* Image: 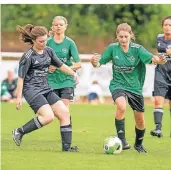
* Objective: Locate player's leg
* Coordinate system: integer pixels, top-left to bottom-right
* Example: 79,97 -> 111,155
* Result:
151,81 -> 167,137
12,94 -> 54,146
54,88 -> 73,124
112,89 -> 131,150
47,91 -> 78,152
168,87 -> 171,137
134,111 -> 147,153
127,92 -> 146,153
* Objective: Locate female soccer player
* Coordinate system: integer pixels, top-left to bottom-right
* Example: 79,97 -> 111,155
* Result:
12,24 -> 79,152
47,16 -> 81,108
90,23 -> 167,153
151,16 -> 171,138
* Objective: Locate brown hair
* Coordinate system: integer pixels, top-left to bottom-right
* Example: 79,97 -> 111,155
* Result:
115,23 -> 135,42
162,16 -> 171,27
49,16 -> 68,36
16,24 -> 48,45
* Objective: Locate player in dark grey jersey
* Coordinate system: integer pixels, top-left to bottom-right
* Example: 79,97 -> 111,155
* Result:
12,24 -> 79,152
151,16 -> 171,137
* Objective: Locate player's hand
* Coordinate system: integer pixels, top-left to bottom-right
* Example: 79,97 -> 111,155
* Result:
90,53 -> 100,67
49,65 -> 56,73
157,55 -> 167,64
16,98 -> 22,110
73,73 -> 79,85
166,48 -> 171,56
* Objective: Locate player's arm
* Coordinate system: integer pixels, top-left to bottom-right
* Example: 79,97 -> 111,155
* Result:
50,49 -> 79,84
151,55 -> 167,65
91,45 -> 113,68
139,46 -> 167,65
70,62 -> 81,71
16,55 -> 32,110
70,41 -> 81,71
16,77 -> 23,110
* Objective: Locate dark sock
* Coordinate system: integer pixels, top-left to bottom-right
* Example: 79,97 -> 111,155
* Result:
18,117 -> 43,135
115,118 -> 125,141
135,127 -> 145,146
70,116 -> 72,126
154,108 -> 163,130
60,124 -> 72,150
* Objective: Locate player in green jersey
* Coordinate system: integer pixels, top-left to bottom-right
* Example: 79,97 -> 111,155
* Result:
1,69 -> 17,102
47,16 -> 81,148
47,16 -> 81,106
91,23 -> 166,153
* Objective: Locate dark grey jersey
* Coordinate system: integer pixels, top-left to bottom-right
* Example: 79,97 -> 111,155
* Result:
155,34 -> 171,85
18,47 -> 63,103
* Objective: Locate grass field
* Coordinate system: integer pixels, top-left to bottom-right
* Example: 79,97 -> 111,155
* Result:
1,103 -> 171,170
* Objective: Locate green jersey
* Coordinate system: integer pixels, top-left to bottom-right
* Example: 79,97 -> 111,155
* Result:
1,78 -> 17,97
47,36 -> 80,89
99,42 -> 153,95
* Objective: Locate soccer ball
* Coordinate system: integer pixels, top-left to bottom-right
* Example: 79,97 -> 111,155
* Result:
103,136 -> 122,154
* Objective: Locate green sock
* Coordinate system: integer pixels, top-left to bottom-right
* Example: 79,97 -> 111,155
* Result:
135,127 -> 145,146
115,118 -> 125,141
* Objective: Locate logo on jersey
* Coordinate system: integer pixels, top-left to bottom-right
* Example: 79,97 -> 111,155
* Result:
47,57 -> 51,62
34,60 -> 39,64
113,56 -> 119,59
62,48 -> 68,53
129,56 -> 135,62
158,42 -> 160,47
167,44 -> 171,49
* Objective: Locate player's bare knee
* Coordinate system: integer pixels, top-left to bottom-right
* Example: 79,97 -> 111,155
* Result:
45,113 -> 55,124
154,97 -> 164,108
117,106 -> 126,114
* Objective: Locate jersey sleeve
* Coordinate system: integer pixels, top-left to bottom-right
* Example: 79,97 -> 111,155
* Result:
138,46 -> 153,64
48,48 -> 63,68
18,54 -> 32,79
70,41 -> 80,62
99,45 -> 113,65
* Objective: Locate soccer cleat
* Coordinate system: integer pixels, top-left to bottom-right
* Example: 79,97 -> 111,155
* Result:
150,129 -> 163,138
121,140 -> 131,150
62,146 -> 78,152
12,128 -> 23,146
134,145 -> 147,153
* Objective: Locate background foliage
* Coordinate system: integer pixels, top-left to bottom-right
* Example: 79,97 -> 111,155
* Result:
1,4 -> 171,52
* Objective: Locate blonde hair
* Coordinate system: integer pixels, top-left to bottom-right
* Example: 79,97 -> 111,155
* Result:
115,23 -> 135,41
49,16 -> 68,36
16,24 -> 48,45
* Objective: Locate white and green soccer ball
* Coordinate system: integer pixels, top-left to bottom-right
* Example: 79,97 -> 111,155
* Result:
103,136 -> 122,154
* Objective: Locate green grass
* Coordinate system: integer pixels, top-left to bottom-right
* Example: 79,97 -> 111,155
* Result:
1,103 -> 171,170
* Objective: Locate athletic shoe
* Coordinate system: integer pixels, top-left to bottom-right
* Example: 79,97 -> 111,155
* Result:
12,128 -> 23,146
62,146 -> 78,152
150,129 -> 163,138
134,144 -> 147,153
121,140 -> 131,150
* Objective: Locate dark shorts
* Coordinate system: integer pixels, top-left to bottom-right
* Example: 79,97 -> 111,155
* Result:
29,91 -> 61,113
153,81 -> 171,100
88,93 -> 99,101
112,89 -> 144,112
53,87 -> 74,101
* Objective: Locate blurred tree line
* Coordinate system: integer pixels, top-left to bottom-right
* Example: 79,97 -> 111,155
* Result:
1,4 -> 171,53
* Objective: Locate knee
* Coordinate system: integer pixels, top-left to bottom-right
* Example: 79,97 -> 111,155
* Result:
154,98 -> 163,108
117,105 -> 126,114
60,107 -> 70,121
45,113 -> 55,124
